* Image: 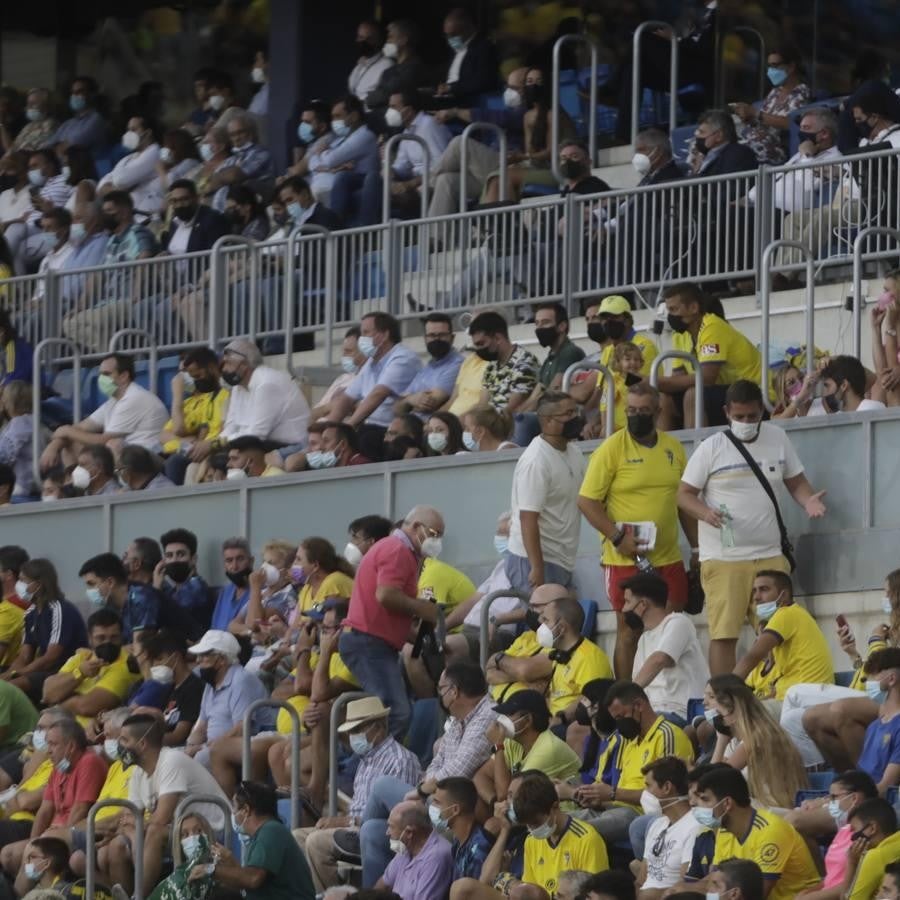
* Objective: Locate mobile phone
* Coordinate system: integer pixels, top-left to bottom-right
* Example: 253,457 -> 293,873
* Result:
835,614 -> 848,629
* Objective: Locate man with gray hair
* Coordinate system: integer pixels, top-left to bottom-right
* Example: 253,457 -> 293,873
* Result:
691,110 -> 757,177
218,338 -> 310,447
340,504 -> 444,737
206,111 -> 274,209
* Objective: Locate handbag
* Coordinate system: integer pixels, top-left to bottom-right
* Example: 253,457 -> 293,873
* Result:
723,430 -> 796,572
411,605 -> 447,686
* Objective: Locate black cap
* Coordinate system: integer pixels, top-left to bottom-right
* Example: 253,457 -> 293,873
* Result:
493,689 -> 549,719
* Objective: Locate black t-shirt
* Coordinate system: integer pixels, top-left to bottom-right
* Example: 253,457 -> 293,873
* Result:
163,672 -> 204,732
562,175 -> 611,196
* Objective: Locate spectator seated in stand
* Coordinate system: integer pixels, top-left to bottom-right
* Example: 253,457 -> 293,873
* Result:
844,799 -> 900,900
117,445 -> 175,492
468,311 -> 539,414
155,528 -> 211,629
226,435 -> 285,480
363,19 -> 429,120
96,114 -> 162,215
0,380 -> 38,498
308,328 -> 366,424
348,21 -> 395,105
431,8 -> 499,110
50,76 -> 108,156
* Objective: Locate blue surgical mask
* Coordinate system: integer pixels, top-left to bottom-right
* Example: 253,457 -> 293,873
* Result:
24,863 -> 42,881
883,596 -> 893,616
26,108 -> 44,123
86,586 -> 104,606
494,535 -> 509,556
828,797 -> 849,826
703,707 -> 717,723
308,450 -> 337,469
527,817 -> 554,841
866,679 -> 887,704
349,732 -> 371,756
298,121 -> 315,144
692,804 -> 722,829
331,119 -> 350,138
358,335 -> 376,358
462,431 -> 478,451
341,356 -> 358,375
428,803 -> 450,831
767,66 -> 788,86
448,36 -> 466,52
181,833 -> 208,859
55,757 -> 71,774
32,729 -> 47,752
756,601 -> 778,622
70,95 -> 87,112
506,806 -> 517,824
287,201 -> 308,222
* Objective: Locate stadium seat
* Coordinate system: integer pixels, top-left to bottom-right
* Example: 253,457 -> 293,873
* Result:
834,670 -> 855,687
671,123 -> 696,162
686,697 -> 705,723
807,771 -> 836,791
795,788 -> 828,806
579,599 -> 598,638
155,355 -> 182,411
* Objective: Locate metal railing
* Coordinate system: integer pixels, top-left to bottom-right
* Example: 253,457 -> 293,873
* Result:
382,133 -> 432,223
242,699 -> 301,829
759,240 -> 816,412
852,227 -> 900,359
552,34 -> 598,175
328,691 -> 370,817
109,329 -> 158,394
478,589 -> 530,670
649,351 -> 704,425
460,122 -> 508,209
631,22 -> 679,146
86,799 -> 145,900
562,360 -> 617,437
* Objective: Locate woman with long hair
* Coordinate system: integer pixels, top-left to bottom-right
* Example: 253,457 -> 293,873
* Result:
709,674 -> 807,809
461,404 -> 517,451
293,536 -> 355,617
148,811 -> 217,900
424,411 -> 465,456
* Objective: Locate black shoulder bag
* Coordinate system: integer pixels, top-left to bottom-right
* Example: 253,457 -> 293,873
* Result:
723,430 -> 796,572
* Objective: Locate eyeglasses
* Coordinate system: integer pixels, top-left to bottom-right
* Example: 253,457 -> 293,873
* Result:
651,825 -> 669,857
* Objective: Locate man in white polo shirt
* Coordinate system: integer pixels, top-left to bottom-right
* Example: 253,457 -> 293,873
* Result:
39,352 -> 168,472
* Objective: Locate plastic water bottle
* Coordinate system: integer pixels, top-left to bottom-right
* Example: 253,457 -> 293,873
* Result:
719,504 -> 735,549
635,555 -> 657,575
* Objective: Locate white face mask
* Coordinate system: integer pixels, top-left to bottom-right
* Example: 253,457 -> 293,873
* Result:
420,536 -> 443,559
385,107 -> 404,129
389,837 -> 407,855
536,622 -> 556,649
104,738 -> 119,760
632,152 -> 652,175
640,789 -> 662,816
427,432 -> 448,453
729,419 -> 760,442
382,42 -> 399,59
261,562 -> 281,586
159,147 -> 173,165
208,94 -> 226,111
122,130 -> 141,151
71,465 -> 92,490
503,87 -> 522,109
344,542 -> 363,566
251,66 -> 266,84
226,467 -> 248,481
151,664 -> 174,684
462,431 -> 478,451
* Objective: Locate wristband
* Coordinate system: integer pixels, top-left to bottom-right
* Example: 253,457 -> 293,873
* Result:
610,787 -> 617,801
610,528 -> 626,548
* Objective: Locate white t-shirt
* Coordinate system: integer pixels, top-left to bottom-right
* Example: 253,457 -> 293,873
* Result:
634,613 -> 709,718
87,381 -> 169,451
806,397 -> 885,416
643,809 -> 703,890
507,437 -> 587,571
128,747 -> 229,831
463,558 -> 518,629
681,424 -> 804,561
221,365 -> 310,444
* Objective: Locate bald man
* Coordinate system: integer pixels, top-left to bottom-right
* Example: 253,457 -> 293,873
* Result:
428,67 -> 527,217
340,505 -> 444,738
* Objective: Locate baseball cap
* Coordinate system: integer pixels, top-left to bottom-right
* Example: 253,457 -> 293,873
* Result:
222,337 -> 257,360
188,629 -> 241,661
493,689 -> 549,719
598,295 -> 631,316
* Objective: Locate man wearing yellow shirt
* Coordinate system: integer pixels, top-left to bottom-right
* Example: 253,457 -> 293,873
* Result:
226,435 -> 285,478
692,766 -> 819,900
733,571 -> 834,716
578,382 -> 696,678
538,596 -> 613,727
655,282 -> 762,429
445,351 -> 489,418
846,798 -> 900,900
40,609 -> 141,728
158,346 -> 229,486
576,681 -> 693,843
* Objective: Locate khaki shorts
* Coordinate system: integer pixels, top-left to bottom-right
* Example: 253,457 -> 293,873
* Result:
701,554 -> 790,639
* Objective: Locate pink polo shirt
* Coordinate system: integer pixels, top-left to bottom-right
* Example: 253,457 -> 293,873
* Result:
823,824 -> 853,888
344,532 -> 420,650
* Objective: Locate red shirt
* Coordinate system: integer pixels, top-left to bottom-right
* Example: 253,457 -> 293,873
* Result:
344,532 -> 420,650
46,749 -> 108,826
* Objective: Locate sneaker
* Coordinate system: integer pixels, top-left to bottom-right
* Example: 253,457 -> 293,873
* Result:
332,828 -> 361,862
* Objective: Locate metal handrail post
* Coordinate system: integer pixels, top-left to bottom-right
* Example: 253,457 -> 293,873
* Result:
283,225 -> 330,379
631,22 -> 679,146
459,122 -> 508,211
87,800 -> 144,900
853,227 -> 900,360
242,699 -> 301,829
552,35 -> 598,178
208,235 -> 255,349
381,133 -> 431,223
649,351 -> 703,426
479,590 -> 530,670
174,793 -> 234,845
108,328 -> 159,395
562,360 -> 617,437
32,338 -> 81,487
759,239 -> 816,411
328,690 -> 370,816
731,27 -> 768,102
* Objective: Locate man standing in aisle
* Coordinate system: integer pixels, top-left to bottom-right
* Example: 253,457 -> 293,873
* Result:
579,382 -> 695,677
506,391 -> 587,592
677,380 -> 827,675
339,505 -> 443,738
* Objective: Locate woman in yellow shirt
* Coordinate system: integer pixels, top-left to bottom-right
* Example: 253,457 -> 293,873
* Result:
292,538 -> 355,618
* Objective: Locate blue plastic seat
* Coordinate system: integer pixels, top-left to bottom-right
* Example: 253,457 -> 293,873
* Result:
686,697 -> 705,723
578,599 -> 598,638
807,770 -> 836,792
795,788 -> 828,807
834,670 -> 855,687
406,698 -> 438,770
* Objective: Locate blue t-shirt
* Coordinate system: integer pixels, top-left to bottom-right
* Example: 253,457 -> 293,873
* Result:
858,711 -> 900,783
23,598 -> 88,663
166,576 -> 209,613
453,825 -> 495,879
210,583 -> 250,631
118,583 -> 161,643
686,829 -> 716,881
128,679 -> 169,709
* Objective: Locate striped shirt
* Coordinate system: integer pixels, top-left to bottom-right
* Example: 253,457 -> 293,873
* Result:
350,735 -> 421,822
427,694 -> 497,781
23,598 -> 88,664
28,174 -> 73,224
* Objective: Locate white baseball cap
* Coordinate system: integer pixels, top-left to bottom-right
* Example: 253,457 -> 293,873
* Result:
188,630 -> 241,662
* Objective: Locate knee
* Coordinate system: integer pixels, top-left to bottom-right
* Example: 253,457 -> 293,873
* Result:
359,818 -> 385,849
451,877 -> 481,900
70,850 -> 86,876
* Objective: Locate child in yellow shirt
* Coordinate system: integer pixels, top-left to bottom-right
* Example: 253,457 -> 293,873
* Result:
600,342 -> 644,435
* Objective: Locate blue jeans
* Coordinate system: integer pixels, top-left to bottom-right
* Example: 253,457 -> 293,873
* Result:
338,629 -> 411,739
331,171 -> 367,225
504,552 -> 573,593
360,775 -> 414,887
629,812 -> 658,859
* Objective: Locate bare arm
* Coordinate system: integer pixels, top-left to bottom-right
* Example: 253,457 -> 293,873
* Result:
633,651 -> 675,688
657,362 -> 722,393
519,511 -> 544,581
375,585 -> 437,624
733,632 -> 780,680
676,482 -> 724,527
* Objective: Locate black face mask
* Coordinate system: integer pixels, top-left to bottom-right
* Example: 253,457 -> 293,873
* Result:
624,372 -> 642,387
118,744 -> 138,770
221,370 -> 242,386
475,347 -> 499,362
797,130 -> 818,145
823,391 -> 842,413
615,715 -> 641,740
856,118 -> 872,138
603,320 -> 626,340
126,654 -> 141,674
587,322 -> 606,344
523,84 -> 544,107
627,413 -> 655,439
694,136 -> 709,156
356,39 -> 378,57
667,313 -> 688,333
426,339 -> 451,360
165,561 -> 192,583
560,159 -> 585,180
194,376 -> 219,393
712,714 -> 732,737
226,567 -> 252,587
561,415 -> 585,440
199,665 -> 219,686
524,609 -> 541,631
535,326 -> 558,348
102,213 -> 119,232
174,205 -> 198,222
623,610 -> 644,631
94,642 -> 120,664
574,703 -> 593,726
593,708 -> 615,734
